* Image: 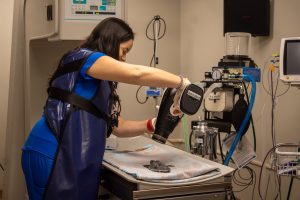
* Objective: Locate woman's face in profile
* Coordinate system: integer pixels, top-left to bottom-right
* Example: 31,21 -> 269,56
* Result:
119,39 -> 133,62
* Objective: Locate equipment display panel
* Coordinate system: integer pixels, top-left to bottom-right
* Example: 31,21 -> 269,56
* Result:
65,0 -> 122,20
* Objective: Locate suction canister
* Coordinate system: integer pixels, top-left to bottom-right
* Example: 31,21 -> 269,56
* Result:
190,121 -> 218,160
191,121 -> 208,156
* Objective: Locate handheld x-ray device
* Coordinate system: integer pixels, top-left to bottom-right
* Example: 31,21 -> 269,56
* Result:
152,84 -> 204,144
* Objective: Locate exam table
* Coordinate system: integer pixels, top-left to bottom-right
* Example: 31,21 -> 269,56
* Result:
100,136 -> 234,200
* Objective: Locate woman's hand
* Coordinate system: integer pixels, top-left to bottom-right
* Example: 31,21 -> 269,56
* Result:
170,78 -> 191,116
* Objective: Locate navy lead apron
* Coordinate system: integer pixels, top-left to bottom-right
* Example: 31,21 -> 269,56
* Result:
43,49 -> 112,200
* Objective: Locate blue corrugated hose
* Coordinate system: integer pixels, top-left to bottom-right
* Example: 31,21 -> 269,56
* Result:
224,74 -> 256,165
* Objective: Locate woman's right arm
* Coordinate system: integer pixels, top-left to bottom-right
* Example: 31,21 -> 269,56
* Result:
86,55 -> 183,88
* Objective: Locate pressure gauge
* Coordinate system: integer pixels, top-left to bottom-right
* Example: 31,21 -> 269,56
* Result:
212,69 -> 222,80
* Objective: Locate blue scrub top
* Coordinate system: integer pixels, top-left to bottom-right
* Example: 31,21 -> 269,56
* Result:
22,51 -> 106,159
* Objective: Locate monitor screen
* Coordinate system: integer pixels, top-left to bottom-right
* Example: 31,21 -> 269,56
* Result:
280,37 -> 300,83
284,41 -> 300,75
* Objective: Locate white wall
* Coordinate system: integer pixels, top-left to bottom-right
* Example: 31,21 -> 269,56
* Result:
2,1 -> 28,199
0,0 -> 14,194
180,0 -> 300,199
119,0 -> 182,139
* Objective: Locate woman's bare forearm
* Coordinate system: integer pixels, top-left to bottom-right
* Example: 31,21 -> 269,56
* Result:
112,117 -> 151,137
86,56 -> 182,88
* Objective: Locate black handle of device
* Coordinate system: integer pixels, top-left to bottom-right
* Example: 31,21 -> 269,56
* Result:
152,88 -> 182,144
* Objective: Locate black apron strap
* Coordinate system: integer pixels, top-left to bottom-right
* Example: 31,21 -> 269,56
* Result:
48,59 -> 84,87
48,87 -> 111,124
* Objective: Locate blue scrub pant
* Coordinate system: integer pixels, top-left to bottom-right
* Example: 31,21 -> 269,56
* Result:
21,150 -> 54,200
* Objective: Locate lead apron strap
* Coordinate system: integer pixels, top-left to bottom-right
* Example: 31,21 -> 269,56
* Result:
47,87 -> 111,124
44,87 -> 109,200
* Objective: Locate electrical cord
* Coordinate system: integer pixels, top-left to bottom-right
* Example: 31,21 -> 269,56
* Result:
232,166 -> 256,197
258,145 -> 277,200
262,56 -> 275,96
287,177 -> 294,200
145,15 -> 166,41
135,15 -> 167,104
251,168 -> 257,200
135,86 -> 148,104
270,65 -> 282,200
264,174 -> 271,200
262,55 -> 290,97
218,132 -> 225,163
232,193 -> 237,200
270,69 -> 276,147
212,136 -> 217,160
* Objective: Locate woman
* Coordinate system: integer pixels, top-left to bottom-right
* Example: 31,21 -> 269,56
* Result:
21,17 -> 189,200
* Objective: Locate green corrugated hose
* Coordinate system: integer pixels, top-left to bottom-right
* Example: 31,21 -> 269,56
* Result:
182,115 -> 190,151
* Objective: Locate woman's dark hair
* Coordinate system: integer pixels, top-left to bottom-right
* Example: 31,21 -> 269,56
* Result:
79,17 -> 134,119
80,17 -> 134,59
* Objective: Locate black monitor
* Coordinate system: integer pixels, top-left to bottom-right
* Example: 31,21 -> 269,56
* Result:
224,0 -> 270,36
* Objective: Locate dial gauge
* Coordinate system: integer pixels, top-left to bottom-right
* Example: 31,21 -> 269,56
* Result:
212,70 -> 222,80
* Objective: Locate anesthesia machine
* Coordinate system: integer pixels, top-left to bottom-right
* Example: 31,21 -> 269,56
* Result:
154,32 -> 260,168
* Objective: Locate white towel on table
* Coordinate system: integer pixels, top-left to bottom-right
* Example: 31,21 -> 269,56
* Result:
103,144 -> 220,182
